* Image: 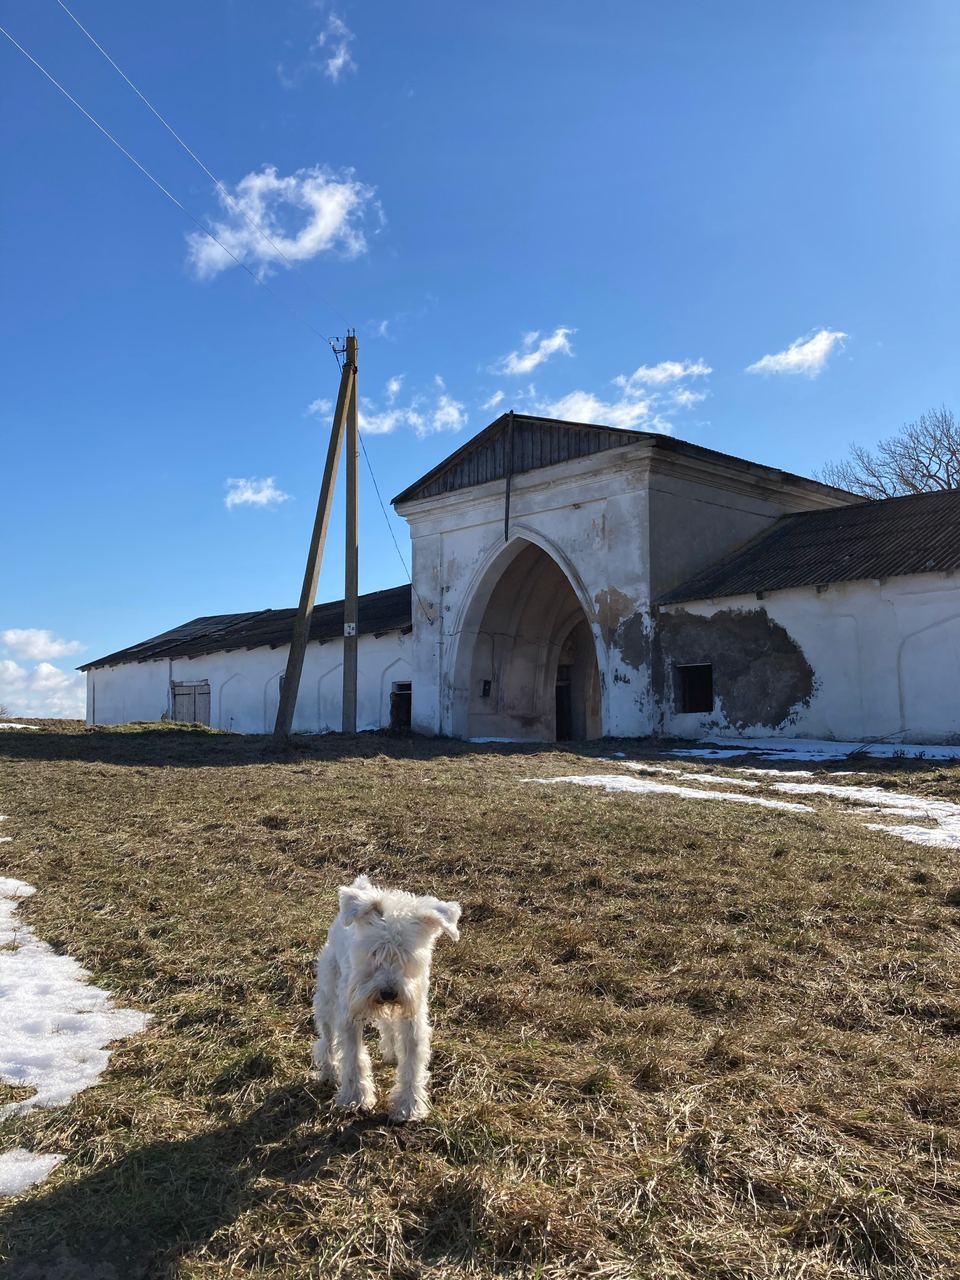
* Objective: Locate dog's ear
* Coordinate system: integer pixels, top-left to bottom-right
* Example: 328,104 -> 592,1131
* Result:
420,898 -> 461,942
339,879 -> 381,925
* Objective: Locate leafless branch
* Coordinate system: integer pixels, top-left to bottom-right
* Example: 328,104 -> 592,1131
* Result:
818,406 -> 960,499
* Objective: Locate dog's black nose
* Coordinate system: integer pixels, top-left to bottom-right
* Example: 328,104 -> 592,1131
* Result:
378,987 -> 398,1004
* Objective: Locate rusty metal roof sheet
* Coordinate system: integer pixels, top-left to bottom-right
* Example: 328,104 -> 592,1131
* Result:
80,585 -> 412,670
659,488 -> 960,604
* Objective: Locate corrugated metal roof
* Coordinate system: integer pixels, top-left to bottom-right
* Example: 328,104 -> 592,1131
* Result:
659,487 -> 960,604
392,412 -> 854,507
80,585 -> 412,670
392,413 -> 645,504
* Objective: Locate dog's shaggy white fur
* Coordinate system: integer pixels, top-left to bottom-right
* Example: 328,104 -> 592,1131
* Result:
312,875 -> 461,1121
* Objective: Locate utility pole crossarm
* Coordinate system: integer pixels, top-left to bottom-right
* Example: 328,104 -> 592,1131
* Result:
273,336 -> 356,742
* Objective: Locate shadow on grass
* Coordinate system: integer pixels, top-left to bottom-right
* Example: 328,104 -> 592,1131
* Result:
0,724 -> 608,770
0,1085 -> 382,1278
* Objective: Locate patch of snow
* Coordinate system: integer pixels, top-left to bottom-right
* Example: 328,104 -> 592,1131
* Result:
529,774 -> 813,813
771,781 -> 960,849
0,1148 -> 63,1195
673,737 -> 960,763
0,875 -> 150,1196
0,724 -> 38,731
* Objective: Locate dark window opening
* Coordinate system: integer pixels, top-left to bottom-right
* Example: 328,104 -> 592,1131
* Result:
675,663 -> 713,714
555,663 -> 573,741
390,681 -> 412,732
480,679 -> 492,699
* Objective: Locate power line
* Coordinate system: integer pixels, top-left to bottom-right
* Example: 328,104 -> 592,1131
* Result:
54,0 -> 348,335
0,21 -> 335,349
358,429 -> 434,625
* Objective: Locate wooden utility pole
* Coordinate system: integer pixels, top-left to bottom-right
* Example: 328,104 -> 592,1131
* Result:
273,334 -> 357,742
341,336 -> 359,733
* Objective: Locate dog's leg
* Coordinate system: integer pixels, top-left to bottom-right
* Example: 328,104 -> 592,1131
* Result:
335,1014 -> 376,1111
377,1018 -> 399,1065
311,950 -> 339,1085
388,1013 -> 431,1122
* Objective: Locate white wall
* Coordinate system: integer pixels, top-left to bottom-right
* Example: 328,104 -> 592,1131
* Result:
397,441 -> 848,741
86,630 -> 412,734
659,572 -> 960,743
400,449 -> 654,739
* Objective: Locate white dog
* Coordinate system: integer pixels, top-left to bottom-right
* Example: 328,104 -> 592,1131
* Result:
312,874 -> 461,1121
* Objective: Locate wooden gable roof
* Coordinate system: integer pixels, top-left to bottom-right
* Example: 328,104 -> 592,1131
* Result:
391,413 -> 645,505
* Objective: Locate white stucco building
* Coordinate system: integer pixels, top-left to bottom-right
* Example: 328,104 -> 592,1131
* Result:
83,413 -> 960,745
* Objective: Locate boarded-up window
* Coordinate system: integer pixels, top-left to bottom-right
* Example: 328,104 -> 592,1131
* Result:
172,680 -> 211,726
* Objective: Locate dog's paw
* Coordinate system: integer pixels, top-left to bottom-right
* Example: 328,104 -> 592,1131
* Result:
314,1062 -> 338,1085
388,1091 -> 430,1123
335,1082 -> 376,1112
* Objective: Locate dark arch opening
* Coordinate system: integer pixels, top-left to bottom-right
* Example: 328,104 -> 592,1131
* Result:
463,541 -> 602,741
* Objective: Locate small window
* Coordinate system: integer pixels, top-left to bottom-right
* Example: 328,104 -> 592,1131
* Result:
675,663 -> 713,714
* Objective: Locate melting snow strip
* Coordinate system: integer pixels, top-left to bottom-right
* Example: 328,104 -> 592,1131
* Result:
771,781 -> 960,849
529,774 -> 813,812
0,875 -> 150,1195
0,724 -> 37,731
672,737 -> 960,763
615,761 -> 760,788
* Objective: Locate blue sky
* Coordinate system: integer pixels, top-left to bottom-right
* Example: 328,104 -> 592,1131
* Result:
2,0 -> 959,715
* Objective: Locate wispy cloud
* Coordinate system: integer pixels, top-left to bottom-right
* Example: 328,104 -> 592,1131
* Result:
356,375 -> 467,438
614,359 -> 712,391
0,657 -> 85,719
746,328 -> 848,377
224,477 -> 291,509
278,10 -> 357,88
537,389 -> 659,432
495,327 -> 575,376
536,355 -> 712,432
187,165 -> 376,280
1,629 -> 83,661
482,390 -> 505,412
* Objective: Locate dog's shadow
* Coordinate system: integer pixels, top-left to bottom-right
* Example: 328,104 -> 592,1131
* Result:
0,1084 -> 390,1279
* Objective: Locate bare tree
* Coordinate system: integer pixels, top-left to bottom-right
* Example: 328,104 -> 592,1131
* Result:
819,406 -> 960,499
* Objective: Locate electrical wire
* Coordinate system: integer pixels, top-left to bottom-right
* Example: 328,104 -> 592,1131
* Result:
54,0 -> 348,337
0,21 -> 335,350
5,18 -> 414,602
358,429 -> 434,624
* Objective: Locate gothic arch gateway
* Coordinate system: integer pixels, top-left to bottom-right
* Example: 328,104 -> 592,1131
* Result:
449,537 -> 603,741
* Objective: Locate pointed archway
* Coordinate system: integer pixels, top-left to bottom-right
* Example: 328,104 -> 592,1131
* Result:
449,537 -> 602,741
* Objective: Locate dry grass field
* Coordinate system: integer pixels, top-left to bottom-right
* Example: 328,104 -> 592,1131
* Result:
1,721 -> 959,1278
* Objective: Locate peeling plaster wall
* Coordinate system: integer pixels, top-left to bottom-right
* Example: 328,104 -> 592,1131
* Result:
85,631 -> 411,733
659,572 -> 960,743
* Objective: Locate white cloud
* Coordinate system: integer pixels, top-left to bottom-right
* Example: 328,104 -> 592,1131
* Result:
538,389 -> 659,432
0,658 -> 85,719
482,390 -> 505,412
224,477 -> 291,509
614,359 -> 712,391
496,327 -> 575,376
746,328 -> 848,377
306,397 -> 333,418
358,375 -> 466,438
536,354 -> 712,432
316,13 -> 356,82
1,629 -> 83,661
386,375 -> 404,402
278,11 -> 357,88
187,165 -> 376,280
